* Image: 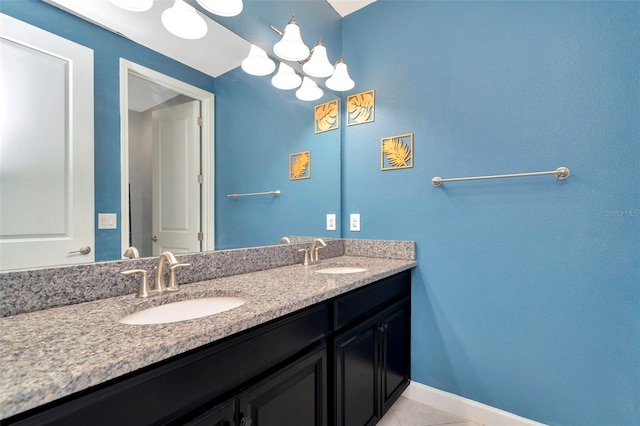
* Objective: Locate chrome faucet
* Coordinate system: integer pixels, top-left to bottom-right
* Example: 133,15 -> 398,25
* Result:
310,238 -> 327,263
121,268 -> 152,298
122,246 -> 140,259
298,239 -> 327,266
154,251 -> 190,293
121,251 -> 190,298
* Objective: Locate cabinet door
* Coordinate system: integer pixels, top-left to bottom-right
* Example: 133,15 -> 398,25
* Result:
184,399 -> 235,426
237,346 -> 327,426
334,316 -> 381,426
380,299 -> 411,413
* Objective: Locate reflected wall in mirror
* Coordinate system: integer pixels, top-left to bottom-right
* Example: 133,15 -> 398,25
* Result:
0,1 -> 342,270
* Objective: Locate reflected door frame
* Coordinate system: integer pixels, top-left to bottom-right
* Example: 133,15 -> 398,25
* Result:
119,59 -> 215,257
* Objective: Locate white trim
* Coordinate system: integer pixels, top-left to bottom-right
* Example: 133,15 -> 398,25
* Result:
402,381 -> 547,426
119,59 -> 215,257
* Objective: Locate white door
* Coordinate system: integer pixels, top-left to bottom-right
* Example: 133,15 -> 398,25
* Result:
0,14 -> 94,270
151,100 -> 201,255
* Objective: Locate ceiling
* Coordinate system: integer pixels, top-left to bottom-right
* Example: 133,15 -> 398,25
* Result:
327,0 -> 376,17
45,0 -> 376,79
45,0 -> 249,78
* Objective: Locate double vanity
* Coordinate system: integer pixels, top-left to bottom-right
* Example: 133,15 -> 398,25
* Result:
0,239 -> 416,425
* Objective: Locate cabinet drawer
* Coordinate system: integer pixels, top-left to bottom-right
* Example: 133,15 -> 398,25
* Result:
237,344 -> 327,426
332,270 -> 410,331
6,304 -> 328,426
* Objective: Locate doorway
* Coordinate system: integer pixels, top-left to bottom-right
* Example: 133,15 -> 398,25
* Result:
120,60 -> 214,258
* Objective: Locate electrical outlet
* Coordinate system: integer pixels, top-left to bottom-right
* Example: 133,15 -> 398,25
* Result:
326,214 -> 336,231
98,213 -> 117,229
350,213 -> 361,232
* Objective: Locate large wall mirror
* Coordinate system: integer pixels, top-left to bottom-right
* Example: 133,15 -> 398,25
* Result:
0,0 -> 343,270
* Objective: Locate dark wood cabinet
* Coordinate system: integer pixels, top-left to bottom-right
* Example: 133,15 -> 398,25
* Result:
332,270 -> 411,426
334,314 -> 381,426
185,399 -> 235,426
186,345 -> 327,426
3,270 -> 411,426
333,300 -> 410,426
237,345 -> 327,426
380,301 -> 411,413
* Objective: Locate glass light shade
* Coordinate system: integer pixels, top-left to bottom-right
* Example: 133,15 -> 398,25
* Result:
161,0 -> 208,40
326,61 -> 355,91
109,0 -> 153,12
302,44 -> 334,78
271,62 -> 302,90
296,77 -> 323,101
273,23 -> 310,61
241,45 -> 276,76
196,0 -> 243,17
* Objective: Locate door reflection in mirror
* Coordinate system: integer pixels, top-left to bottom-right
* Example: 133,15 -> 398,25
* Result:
120,60 -> 215,259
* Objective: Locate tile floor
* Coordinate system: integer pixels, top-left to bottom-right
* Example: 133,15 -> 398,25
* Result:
379,396 -> 482,426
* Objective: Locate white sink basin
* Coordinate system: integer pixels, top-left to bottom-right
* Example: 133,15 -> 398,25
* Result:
316,266 -> 368,274
120,297 -> 246,325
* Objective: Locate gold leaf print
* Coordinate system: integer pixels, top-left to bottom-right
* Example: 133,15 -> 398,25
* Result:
315,102 -> 338,132
291,152 -> 310,179
382,138 -> 411,168
348,92 -> 374,123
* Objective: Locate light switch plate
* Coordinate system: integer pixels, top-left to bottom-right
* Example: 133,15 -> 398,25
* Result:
98,213 -> 117,229
350,213 -> 360,232
326,214 -> 336,231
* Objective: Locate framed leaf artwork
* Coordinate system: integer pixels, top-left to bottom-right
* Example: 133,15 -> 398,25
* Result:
347,90 -> 375,126
315,99 -> 339,133
290,151 -> 311,180
381,133 -> 413,171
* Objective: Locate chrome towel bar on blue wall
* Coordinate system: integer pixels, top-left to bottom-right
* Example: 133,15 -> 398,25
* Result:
432,167 -> 570,187
227,190 -> 281,200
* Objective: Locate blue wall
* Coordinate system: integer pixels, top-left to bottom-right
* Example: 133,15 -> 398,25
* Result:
211,0 -> 344,249
1,0 -> 217,261
214,67 -> 341,248
342,1 -> 639,424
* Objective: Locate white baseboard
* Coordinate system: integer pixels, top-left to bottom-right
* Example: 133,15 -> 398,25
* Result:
402,381 -> 547,426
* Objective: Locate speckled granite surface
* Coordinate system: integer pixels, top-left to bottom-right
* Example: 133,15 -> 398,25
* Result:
0,239 -> 414,317
0,240 -> 415,420
0,240 -> 344,317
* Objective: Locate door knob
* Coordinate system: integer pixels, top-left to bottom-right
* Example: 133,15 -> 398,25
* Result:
152,236 -> 158,242
68,246 -> 91,255
240,416 -> 253,426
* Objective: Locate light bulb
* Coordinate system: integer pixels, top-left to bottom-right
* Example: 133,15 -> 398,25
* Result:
271,63 -> 302,90
296,77 -> 323,101
241,45 -> 276,76
302,41 -> 334,78
326,59 -> 355,91
161,0 -> 208,40
196,0 -> 243,17
273,18 -> 310,62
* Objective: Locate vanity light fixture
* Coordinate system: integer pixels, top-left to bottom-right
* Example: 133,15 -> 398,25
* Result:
196,0 -> 243,17
161,0 -> 208,40
272,62 -> 302,90
302,40 -> 334,78
241,45 -> 276,76
296,77 -> 323,101
272,16 -> 310,62
109,0 -> 153,12
326,57 -> 355,91
238,15 -> 357,101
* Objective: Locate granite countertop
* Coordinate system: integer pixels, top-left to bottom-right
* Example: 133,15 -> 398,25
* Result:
0,255 -> 416,420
